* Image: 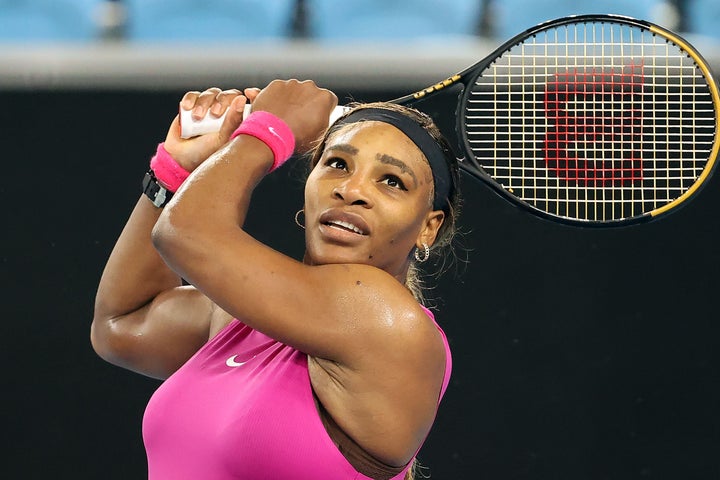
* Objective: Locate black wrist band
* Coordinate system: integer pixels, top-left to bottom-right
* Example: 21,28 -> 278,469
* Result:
142,170 -> 173,208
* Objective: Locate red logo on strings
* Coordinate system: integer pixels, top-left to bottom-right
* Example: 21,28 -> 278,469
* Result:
543,64 -> 644,185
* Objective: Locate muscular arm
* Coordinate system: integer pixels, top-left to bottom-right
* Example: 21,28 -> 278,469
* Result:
91,196 -> 216,379
94,197 -> 180,320
147,82 -> 449,466
151,81 -> 425,364
152,81 -> 369,361
91,88 -> 248,379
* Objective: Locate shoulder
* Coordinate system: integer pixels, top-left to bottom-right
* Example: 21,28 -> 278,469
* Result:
310,262 -> 426,328
311,263 -> 445,366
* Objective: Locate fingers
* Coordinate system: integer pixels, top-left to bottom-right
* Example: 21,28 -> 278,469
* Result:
177,81 -> 337,153
212,89 -> 243,118
249,80 -> 337,149
252,79 -> 336,114
218,95 -> 248,139
180,90 -> 201,111
243,87 -> 262,105
180,87 -> 244,121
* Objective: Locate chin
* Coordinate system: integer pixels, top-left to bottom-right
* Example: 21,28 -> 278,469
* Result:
306,245 -> 371,267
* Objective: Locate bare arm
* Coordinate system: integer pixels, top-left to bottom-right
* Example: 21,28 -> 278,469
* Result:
149,82 -> 448,465
152,81 -> 430,364
91,88 -> 248,379
91,196 -> 217,379
94,198 -> 180,321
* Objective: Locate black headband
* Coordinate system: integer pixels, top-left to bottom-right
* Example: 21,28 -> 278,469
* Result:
332,108 -> 452,210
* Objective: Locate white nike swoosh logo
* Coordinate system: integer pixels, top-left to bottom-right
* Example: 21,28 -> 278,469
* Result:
226,355 -> 252,367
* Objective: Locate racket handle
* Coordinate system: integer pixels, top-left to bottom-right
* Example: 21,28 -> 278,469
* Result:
180,104 -> 349,139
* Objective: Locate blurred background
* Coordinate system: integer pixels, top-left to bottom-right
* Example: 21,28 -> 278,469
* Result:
3,1 -> 720,479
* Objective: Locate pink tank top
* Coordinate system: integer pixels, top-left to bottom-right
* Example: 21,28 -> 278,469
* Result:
142,307 -> 452,480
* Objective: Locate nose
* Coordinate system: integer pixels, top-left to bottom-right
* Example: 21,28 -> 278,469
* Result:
332,175 -> 373,207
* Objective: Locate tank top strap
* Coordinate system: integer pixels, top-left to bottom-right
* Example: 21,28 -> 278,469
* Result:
419,305 -> 452,401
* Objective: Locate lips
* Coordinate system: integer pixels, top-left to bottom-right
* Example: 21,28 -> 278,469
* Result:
318,210 -> 370,237
326,219 -> 365,234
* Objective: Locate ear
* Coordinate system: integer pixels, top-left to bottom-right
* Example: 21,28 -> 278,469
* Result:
417,209 -> 445,248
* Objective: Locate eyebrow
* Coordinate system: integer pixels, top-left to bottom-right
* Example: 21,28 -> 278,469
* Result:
377,153 -> 417,187
326,143 -> 359,155
326,143 -> 418,187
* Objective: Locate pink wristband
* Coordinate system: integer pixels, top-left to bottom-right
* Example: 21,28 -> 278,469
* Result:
230,111 -> 296,173
149,143 -> 190,193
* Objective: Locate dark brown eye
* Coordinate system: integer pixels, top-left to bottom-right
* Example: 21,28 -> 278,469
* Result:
325,158 -> 347,170
381,175 -> 407,190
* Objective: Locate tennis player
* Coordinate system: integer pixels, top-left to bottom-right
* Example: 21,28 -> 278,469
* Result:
92,79 -> 460,480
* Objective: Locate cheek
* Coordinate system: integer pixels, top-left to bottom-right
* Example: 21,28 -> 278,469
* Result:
383,212 -> 425,247
396,197 -> 435,241
303,173 -> 321,211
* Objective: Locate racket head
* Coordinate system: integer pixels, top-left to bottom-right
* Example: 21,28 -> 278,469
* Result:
411,14 -> 720,227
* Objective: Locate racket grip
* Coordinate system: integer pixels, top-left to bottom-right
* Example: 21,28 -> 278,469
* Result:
180,104 -> 349,139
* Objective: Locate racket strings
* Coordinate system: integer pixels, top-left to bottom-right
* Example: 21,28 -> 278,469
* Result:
464,21 -> 717,222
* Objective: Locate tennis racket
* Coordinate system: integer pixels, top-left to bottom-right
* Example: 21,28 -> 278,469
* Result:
182,14 -> 720,227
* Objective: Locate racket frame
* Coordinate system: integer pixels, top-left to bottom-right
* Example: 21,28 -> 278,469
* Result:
398,14 -> 720,226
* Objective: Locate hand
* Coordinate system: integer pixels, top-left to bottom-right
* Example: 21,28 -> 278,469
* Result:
164,88 -> 249,172
249,79 -> 338,154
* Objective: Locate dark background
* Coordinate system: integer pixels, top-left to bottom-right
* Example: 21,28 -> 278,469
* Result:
3,86 -> 719,480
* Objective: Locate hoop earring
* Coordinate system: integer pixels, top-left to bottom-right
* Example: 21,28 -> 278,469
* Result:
414,242 -> 430,263
294,209 -> 305,229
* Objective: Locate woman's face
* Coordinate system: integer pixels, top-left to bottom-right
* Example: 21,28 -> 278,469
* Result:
303,121 -> 445,279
